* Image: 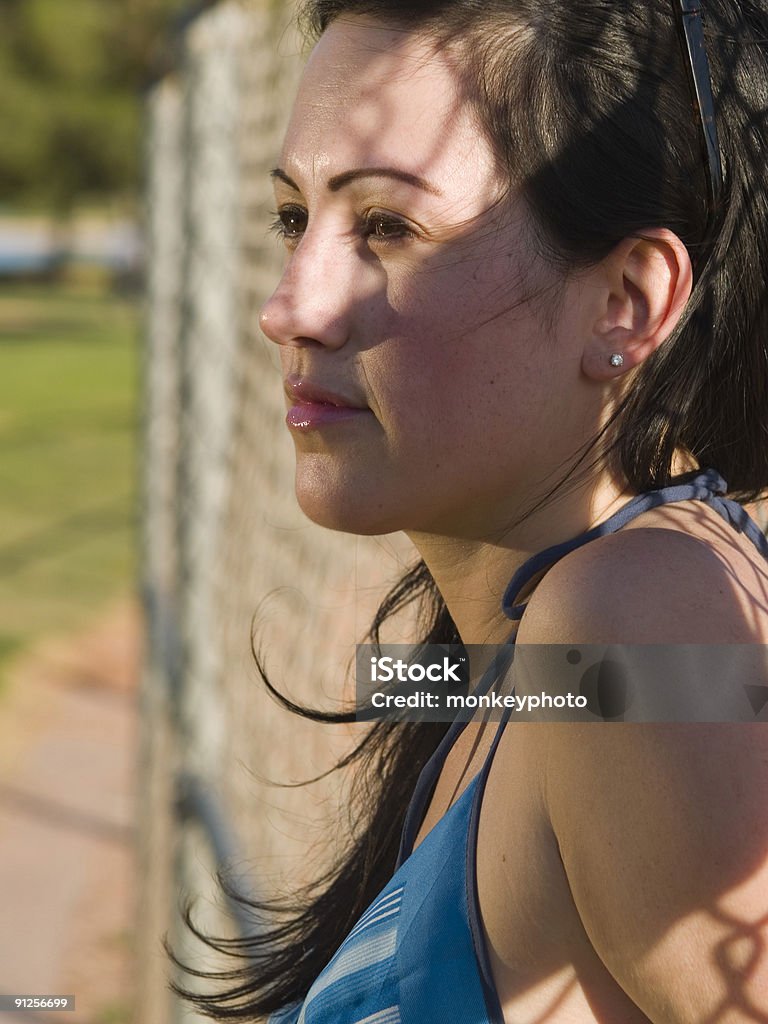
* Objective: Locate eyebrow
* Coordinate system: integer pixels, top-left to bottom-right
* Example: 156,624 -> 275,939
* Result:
270,166 -> 441,196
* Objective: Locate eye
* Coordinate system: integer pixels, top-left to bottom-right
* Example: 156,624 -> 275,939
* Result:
270,205 -> 308,246
363,212 -> 415,244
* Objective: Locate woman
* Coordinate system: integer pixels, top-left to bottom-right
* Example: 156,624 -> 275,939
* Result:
173,1 -> 768,1021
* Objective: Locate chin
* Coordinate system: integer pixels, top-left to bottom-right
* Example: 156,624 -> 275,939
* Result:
294,462 -> 405,537
295,483 -> 401,536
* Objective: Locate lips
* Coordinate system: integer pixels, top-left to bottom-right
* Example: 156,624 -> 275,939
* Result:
283,374 -> 368,410
283,374 -> 372,431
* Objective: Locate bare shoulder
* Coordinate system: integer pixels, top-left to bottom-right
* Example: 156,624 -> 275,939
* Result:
493,504 -> 768,1021
517,501 -> 768,645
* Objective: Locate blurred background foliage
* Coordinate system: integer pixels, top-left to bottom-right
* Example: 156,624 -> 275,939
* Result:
0,0 -> 191,683
0,0 -> 186,214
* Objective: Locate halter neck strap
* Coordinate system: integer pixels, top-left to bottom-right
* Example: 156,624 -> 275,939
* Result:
501,467 -> 745,620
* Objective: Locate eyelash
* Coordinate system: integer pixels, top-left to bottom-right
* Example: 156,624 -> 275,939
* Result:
269,205 -> 416,247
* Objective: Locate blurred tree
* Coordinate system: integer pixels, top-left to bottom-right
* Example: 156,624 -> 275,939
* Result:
0,0 -> 185,214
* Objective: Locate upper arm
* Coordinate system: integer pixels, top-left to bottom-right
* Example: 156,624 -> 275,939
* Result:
516,528 -> 768,1022
544,721 -> 768,1023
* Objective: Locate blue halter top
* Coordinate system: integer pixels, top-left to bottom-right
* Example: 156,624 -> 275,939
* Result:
268,469 -> 768,1024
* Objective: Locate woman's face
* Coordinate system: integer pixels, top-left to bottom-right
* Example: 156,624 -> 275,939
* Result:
260,16 -> 602,538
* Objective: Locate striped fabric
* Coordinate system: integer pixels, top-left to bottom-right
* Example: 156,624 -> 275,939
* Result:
267,773 -> 495,1024
268,886 -> 406,1024
295,888 -> 404,1024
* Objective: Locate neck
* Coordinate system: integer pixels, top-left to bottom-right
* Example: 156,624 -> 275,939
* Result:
405,469 -> 635,646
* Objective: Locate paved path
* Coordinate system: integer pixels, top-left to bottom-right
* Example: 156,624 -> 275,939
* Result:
0,602 -> 140,1024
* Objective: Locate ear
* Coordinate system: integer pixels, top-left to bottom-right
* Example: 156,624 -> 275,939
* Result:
581,229 -> 693,382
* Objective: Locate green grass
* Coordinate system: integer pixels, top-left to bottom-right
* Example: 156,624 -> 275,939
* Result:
0,280 -> 139,680
93,1000 -> 135,1024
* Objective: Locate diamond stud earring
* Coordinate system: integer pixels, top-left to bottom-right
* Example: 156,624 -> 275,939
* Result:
609,353 -> 624,368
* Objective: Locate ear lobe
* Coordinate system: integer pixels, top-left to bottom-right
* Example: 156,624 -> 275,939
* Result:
582,230 -> 693,382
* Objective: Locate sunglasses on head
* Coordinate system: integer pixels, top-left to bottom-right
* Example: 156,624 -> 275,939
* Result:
674,0 -> 724,215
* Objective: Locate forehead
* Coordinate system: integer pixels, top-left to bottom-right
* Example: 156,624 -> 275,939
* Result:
281,16 -> 497,192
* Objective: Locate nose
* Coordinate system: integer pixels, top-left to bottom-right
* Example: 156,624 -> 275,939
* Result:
259,235 -> 353,351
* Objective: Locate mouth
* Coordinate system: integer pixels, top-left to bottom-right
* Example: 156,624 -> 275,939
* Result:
283,374 -> 372,430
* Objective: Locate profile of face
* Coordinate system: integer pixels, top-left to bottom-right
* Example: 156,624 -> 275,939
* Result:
259,16 -> 612,540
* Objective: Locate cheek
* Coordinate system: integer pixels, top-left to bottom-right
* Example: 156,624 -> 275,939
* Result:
366,316 -> 542,465
368,266 -> 546,448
